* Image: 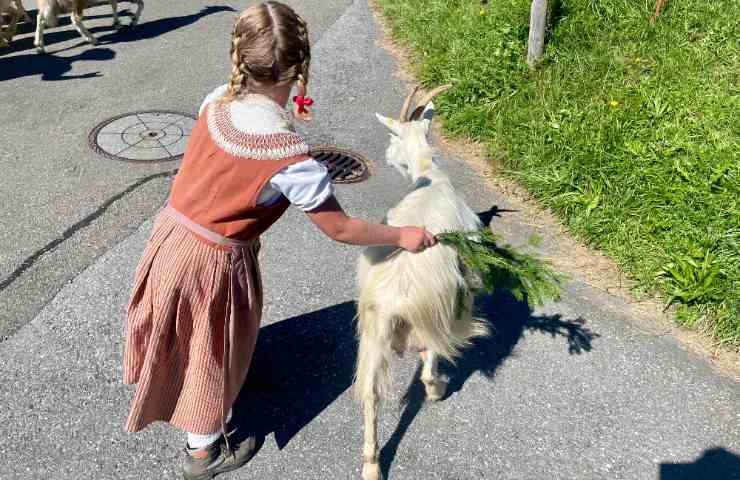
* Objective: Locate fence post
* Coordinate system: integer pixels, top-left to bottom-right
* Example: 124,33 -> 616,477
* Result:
527,0 -> 548,69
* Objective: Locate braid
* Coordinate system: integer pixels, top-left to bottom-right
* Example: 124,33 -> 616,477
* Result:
295,15 -> 311,84
222,33 -> 248,102
220,2 -> 312,102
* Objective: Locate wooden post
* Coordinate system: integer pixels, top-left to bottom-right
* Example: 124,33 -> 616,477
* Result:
650,0 -> 666,25
527,0 -> 548,69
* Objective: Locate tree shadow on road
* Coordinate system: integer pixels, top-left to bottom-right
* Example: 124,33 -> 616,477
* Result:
0,6 -> 234,80
660,447 -> 740,479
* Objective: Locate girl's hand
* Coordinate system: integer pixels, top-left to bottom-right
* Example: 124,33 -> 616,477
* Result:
398,226 -> 437,253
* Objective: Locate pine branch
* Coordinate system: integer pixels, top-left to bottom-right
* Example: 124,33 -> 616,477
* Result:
437,228 -> 564,308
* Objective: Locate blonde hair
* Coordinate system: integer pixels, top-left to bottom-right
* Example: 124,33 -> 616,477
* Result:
221,1 -> 310,102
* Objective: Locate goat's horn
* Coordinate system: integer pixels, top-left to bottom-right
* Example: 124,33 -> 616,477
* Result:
409,84 -> 453,121
399,86 -> 420,122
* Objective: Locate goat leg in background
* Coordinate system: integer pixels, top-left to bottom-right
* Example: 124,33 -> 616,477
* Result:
12,0 -> 30,22
111,0 -> 120,29
33,4 -> 45,53
129,0 -> 143,27
70,0 -> 97,45
0,19 -> 7,48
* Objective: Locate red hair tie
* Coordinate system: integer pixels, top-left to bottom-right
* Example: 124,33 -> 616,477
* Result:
293,95 -> 314,114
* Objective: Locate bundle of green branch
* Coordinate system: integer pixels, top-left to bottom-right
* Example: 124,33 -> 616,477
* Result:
437,228 -> 564,309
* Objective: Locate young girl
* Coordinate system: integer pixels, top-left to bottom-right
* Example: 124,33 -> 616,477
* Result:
122,2 -> 435,479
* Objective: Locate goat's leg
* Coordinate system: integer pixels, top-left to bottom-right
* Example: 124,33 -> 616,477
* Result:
6,4 -> 20,41
0,14 -> 7,48
71,2 -> 96,45
358,341 -> 388,480
361,388 -> 382,480
356,320 -> 392,480
13,0 -> 30,23
110,0 -> 120,29
130,0 -> 143,26
420,350 -> 446,401
34,8 -> 46,53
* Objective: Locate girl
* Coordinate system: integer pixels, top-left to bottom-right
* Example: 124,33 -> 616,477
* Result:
121,2 -> 435,479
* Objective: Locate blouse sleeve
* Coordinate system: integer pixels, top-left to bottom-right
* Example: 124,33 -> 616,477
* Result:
269,159 -> 334,211
198,84 -> 229,116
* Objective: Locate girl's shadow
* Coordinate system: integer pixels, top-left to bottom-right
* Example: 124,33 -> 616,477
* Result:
233,301 -> 359,449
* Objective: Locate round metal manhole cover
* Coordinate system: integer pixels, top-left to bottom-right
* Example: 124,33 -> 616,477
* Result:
309,145 -> 370,184
89,110 -> 197,163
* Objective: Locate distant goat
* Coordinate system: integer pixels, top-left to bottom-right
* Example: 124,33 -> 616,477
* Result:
355,86 -> 490,480
34,0 -> 144,53
0,0 -> 29,47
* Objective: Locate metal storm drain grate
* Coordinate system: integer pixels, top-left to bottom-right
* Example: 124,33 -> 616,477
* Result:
309,145 -> 370,184
89,110 -> 197,163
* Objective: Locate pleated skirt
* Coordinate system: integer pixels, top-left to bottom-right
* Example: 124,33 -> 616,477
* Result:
122,206 -> 263,434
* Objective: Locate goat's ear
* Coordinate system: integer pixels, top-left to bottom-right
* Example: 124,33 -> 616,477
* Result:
376,113 -> 402,135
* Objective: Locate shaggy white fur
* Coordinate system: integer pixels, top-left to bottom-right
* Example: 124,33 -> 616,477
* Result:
355,96 -> 489,480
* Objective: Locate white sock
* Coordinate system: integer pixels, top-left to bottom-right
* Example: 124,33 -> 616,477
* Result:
186,409 -> 234,450
187,431 -> 221,450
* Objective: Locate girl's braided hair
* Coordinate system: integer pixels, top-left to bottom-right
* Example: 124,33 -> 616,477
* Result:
221,1 -> 311,102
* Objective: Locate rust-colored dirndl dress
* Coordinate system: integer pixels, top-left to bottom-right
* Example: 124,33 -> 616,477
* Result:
123,95 -> 312,434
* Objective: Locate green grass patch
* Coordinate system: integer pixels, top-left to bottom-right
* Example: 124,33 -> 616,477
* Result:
377,0 -> 740,347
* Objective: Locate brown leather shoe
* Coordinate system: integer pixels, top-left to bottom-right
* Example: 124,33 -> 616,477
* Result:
182,434 -> 257,480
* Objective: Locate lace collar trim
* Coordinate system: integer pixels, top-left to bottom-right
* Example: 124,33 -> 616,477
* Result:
207,94 -> 309,160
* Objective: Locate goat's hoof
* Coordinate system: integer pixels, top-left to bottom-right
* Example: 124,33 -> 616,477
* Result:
35,45 -> 46,54
424,378 -> 447,401
87,37 -> 98,46
361,462 -> 382,480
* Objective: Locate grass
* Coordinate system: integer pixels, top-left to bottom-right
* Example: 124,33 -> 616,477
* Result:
376,0 -> 740,347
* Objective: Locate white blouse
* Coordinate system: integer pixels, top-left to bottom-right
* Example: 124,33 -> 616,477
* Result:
198,85 -> 333,212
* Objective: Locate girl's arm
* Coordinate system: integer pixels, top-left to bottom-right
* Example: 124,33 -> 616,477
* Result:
306,196 -> 436,253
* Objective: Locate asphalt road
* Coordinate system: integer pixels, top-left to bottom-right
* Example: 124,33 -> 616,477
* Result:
0,0 -> 352,340
0,1 -> 738,479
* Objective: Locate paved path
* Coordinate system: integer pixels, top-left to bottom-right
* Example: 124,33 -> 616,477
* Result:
0,1 -> 738,479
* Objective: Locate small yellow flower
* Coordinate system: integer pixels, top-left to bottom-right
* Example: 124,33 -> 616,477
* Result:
635,57 -> 641,63
479,8 -> 486,16
608,100 -> 619,108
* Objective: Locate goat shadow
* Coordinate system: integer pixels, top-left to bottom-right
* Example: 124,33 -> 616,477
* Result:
0,47 -> 115,81
660,447 -> 740,479
378,291 -> 598,478
231,206 -> 599,478
0,6 -> 234,80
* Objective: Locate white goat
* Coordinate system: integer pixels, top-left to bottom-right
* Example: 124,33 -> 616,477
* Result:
355,86 -> 490,480
34,0 -> 144,53
0,0 -> 29,47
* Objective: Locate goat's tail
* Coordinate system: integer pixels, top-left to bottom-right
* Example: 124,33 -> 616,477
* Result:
395,277 -> 490,364
41,1 -> 60,27
354,302 -> 394,403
